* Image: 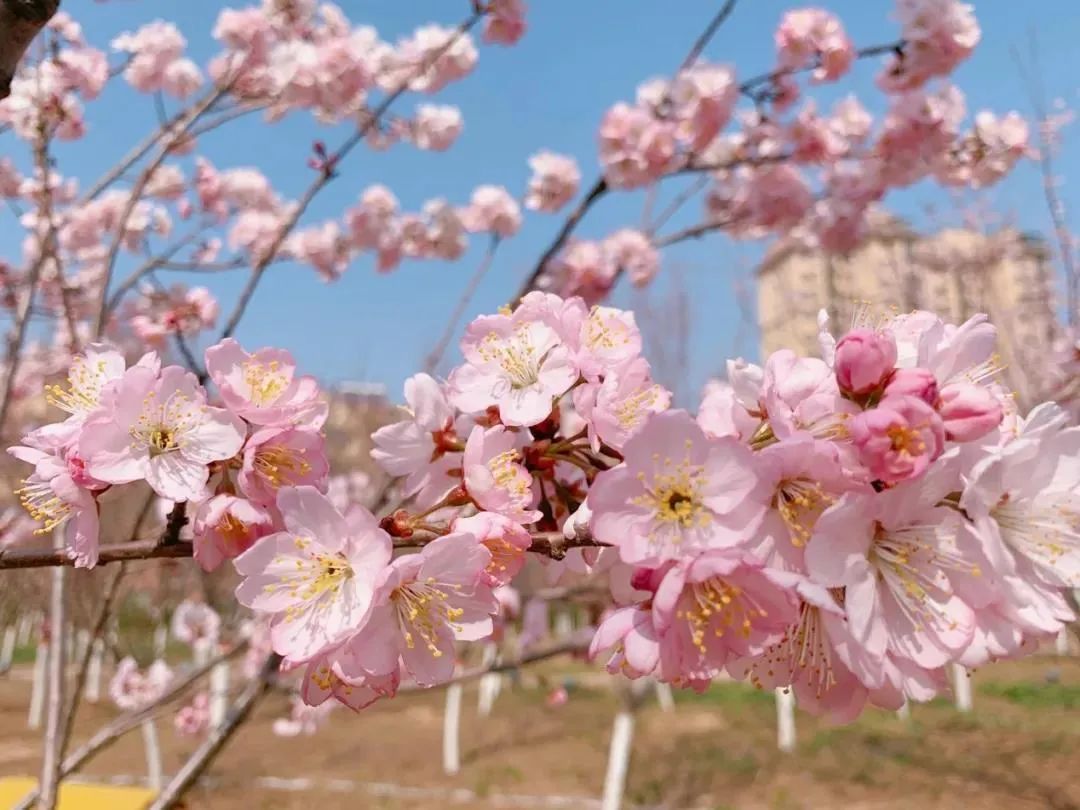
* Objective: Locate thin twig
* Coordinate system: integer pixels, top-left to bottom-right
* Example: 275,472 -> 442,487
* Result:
1013,35 -> 1078,326
676,0 -> 739,73
103,226 -> 212,317
400,639 -> 588,692
95,87 -> 227,337
147,652 -> 282,810
424,235 -> 500,373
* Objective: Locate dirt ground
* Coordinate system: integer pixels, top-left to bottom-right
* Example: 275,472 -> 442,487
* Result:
0,654 -> 1077,810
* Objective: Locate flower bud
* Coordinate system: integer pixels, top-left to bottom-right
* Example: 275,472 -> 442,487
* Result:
884,366 -> 939,405
834,328 -> 898,395
937,382 -> 1003,442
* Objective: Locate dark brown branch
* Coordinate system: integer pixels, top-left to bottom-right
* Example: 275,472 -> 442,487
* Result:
0,525 -> 605,569
514,178 -> 607,302
0,539 -> 194,569
0,0 -> 58,99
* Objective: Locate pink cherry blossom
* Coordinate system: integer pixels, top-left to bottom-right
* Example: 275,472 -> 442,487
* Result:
524,151 -> 580,213
545,240 -> 617,305
450,310 -> 578,427
79,365 -> 246,502
299,656 -> 399,712
849,394 -> 945,483
598,103 -> 677,190
574,357 -> 670,452
174,693 -> 210,736
603,229 -> 660,288
592,551 -> 803,684
754,436 -> 860,572
463,425 -> 540,525
589,410 -> 764,565
484,0 -> 527,46
960,429 -> 1080,590
326,532 -> 496,687
411,104 -> 463,151
234,486 -> 392,662
806,478 -> 978,669
572,304 -> 643,382
10,431 -> 104,567
205,338 -> 327,427
170,600 -> 221,647
775,8 -> 854,82
288,222 -> 349,281
879,0 -> 980,92
670,63 -> 738,151
110,658 -> 173,711
239,426 -> 330,508
193,494 -> 274,572
461,185 -> 522,237
453,511 -> 532,586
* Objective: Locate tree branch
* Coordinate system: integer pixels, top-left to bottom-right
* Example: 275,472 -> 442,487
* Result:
0,0 -> 58,100
424,234 -> 501,373
12,643 -> 249,810
147,652 -> 282,810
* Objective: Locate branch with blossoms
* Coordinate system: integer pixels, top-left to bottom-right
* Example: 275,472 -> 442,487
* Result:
0,1 -> 1065,808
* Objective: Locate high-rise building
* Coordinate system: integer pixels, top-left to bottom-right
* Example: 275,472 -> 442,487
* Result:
756,215 -> 1062,409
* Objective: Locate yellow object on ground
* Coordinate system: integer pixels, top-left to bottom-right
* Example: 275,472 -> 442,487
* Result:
0,777 -> 153,809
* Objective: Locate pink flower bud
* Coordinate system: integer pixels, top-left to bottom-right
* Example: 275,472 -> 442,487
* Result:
849,394 -> 945,483
936,382 -> 1003,442
834,328 -> 897,395
884,367 -> 939,405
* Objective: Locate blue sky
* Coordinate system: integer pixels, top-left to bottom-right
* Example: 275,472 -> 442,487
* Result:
15,1 -> 1080,403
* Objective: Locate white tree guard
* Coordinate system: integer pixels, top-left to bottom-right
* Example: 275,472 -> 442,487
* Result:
601,710 -> 634,810
141,719 -> 163,791
210,659 -> 230,729
442,682 -> 464,775
153,624 -> 168,659
75,628 -> 90,662
27,641 -> 47,729
15,614 -> 31,646
775,687 -> 796,752
477,644 -> 500,717
0,624 -> 16,672
654,680 -> 674,713
952,663 -> 972,712
1056,627 -> 1071,656
86,638 -> 104,703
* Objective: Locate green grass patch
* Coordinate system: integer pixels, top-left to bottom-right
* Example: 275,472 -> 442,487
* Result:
979,681 -> 1080,709
673,682 -> 776,707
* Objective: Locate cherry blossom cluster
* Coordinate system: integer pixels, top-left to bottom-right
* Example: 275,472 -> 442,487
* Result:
43,291 -> 1041,721
9,338 -> 330,570
534,0 -> 1026,298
